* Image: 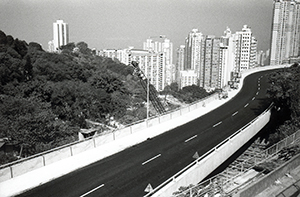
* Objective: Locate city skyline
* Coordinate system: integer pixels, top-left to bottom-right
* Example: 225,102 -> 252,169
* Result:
1,0 -> 273,51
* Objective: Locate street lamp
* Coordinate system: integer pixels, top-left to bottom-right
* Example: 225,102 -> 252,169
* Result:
147,78 -> 149,119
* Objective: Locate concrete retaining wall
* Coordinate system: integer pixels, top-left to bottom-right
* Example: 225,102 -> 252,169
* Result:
170,110 -> 181,119
94,132 -> 114,147
11,156 -> 44,178
152,109 -> 271,197
0,167 -> 11,182
131,121 -> 147,133
114,127 -> 132,140
147,117 -> 160,128
180,107 -> 190,115
159,114 -> 171,123
43,146 -> 72,166
71,139 -> 95,156
189,103 -> 197,111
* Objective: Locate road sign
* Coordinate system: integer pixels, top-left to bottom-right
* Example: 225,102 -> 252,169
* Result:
193,152 -> 199,159
144,183 -> 153,193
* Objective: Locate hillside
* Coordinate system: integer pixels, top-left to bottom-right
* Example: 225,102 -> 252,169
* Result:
0,30 -> 152,162
0,30 -> 212,164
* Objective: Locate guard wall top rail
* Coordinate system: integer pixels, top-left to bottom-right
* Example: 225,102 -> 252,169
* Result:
0,92 -> 218,170
143,103 -> 274,197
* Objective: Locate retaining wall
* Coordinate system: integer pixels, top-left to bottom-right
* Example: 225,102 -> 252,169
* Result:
151,108 -> 271,197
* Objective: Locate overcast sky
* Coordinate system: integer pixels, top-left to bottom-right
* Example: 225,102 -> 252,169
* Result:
0,0 -> 273,52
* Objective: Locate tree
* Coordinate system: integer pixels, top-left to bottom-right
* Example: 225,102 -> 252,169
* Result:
266,65 -> 300,144
176,85 -> 209,103
0,96 -> 75,156
0,30 -> 7,45
12,38 -> 28,57
76,42 -> 91,55
28,42 -> 43,51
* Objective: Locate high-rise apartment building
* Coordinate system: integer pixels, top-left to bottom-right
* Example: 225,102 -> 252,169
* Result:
176,45 -> 185,84
50,20 -> 69,52
219,43 -> 230,88
257,50 -> 267,66
223,25 -> 257,72
184,29 -> 203,71
235,25 -> 253,71
143,37 -> 174,86
100,47 -> 166,92
179,70 -> 198,88
222,27 -> 237,83
250,37 -> 258,67
176,45 -> 185,71
199,36 -> 223,90
128,48 -> 166,91
270,0 -> 300,65
177,29 -> 204,89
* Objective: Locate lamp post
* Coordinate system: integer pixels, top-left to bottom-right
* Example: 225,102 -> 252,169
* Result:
147,78 -> 150,120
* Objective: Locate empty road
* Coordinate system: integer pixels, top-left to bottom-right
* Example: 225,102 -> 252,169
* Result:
18,69 -> 278,197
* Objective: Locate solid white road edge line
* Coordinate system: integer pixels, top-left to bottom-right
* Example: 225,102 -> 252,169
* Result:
185,135 -> 198,143
80,184 -> 105,197
142,154 -> 162,166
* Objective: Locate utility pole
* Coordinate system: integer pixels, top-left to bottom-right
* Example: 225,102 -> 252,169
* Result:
147,78 -> 150,119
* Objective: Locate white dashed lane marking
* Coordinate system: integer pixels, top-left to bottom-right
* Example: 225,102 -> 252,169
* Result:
142,154 -> 161,165
185,135 -> 197,143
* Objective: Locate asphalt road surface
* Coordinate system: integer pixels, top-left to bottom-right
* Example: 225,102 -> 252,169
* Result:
18,69 -> 278,197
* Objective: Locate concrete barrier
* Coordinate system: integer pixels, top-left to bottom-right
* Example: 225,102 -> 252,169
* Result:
180,106 -> 190,115
114,127 -> 132,140
189,103 -> 197,111
0,167 -> 11,182
11,156 -> 44,178
150,108 -> 271,197
159,113 -> 171,123
147,117 -> 160,128
131,121 -> 147,133
43,146 -> 72,166
94,132 -> 114,147
170,110 -> 181,119
71,139 -> 94,156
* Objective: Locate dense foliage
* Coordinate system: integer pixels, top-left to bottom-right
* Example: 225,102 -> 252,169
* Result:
0,30 -> 148,161
162,83 -> 210,104
266,62 -> 300,144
